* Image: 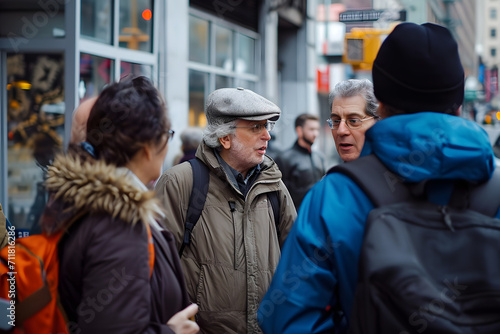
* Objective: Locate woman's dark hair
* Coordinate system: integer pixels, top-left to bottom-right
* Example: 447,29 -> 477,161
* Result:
75,76 -> 170,166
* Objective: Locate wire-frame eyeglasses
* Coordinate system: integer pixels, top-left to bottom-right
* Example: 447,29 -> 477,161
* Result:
326,116 -> 376,130
233,121 -> 276,133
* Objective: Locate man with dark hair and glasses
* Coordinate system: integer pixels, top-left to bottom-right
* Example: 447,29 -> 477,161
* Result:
327,79 -> 379,162
155,87 -> 296,334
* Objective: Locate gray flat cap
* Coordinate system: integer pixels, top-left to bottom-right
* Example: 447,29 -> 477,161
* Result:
205,87 -> 281,124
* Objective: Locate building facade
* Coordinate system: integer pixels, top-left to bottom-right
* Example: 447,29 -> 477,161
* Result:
478,0 -> 499,103
0,0 -> 317,234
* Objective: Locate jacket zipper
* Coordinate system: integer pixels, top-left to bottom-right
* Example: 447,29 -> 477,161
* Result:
229,201 -> 237,270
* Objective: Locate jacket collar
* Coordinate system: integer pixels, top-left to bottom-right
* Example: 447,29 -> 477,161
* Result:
44,153 -> 164,231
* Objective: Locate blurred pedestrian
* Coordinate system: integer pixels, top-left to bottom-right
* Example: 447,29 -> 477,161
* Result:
173,127 -> 204,165
40,76 -> 199,333
156,87 -> 296,334
275,114 -> 325,209
259,22 -> 496,333
70,96 -> 97,144
0,203 -> 9,249
328,79 -> 379,162
28,96 -> 97,235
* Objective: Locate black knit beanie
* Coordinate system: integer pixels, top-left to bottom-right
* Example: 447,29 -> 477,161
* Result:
372,22 -> 464,114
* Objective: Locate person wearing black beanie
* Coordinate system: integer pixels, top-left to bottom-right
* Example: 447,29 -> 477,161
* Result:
258,22 -> 498,334
373,22 -> 465,115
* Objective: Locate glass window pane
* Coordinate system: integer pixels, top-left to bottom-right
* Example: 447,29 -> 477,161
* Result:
79,53 -> 114,101
237,34 -> 255,74
234,79 -> 256,91
215,25 -> 232,69
121,62 -> 152,79
119,0 -> 153,52
189,16 -> 209,64
6,53 -> 65,236
189,70 -> 208,127
81,0 -> 113,44
216,75 -> 232,89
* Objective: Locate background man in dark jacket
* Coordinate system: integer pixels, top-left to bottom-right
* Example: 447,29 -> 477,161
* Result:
275,114 -> 326,209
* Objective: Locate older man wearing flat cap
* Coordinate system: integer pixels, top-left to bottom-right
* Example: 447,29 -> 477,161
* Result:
155,87 -> 296,334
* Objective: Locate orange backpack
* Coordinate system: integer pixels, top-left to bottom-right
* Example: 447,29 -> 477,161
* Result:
0,215 -> 155,333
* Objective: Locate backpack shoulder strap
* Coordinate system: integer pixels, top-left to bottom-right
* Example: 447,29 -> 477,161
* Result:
179,158 -> 210,257
327,154 -> 412,207
145,224 -> 154,278
329,155 -> 500,217
469,167 -> 500,217
268,191 -> 280,239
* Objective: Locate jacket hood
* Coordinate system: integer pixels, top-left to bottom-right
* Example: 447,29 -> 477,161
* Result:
44,153 -> 164,231
362,112 -> 495,183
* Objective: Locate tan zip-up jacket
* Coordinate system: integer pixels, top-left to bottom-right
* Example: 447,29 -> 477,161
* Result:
155,141 -> 296,334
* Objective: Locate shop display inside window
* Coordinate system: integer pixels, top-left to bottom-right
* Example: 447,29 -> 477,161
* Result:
6,53 -> 65,237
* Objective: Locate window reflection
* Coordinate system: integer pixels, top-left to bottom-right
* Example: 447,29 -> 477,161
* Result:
215,25 -> 232,69
189,70 -> 208,127
237,34 -> 255,74
81,0 -> 113,44
235,79 -> 255,91
79,53 -> 114,101
216,75 -> 232,89
6,53 -> 65,236
189,16 -> 210,64
188,14 -> 258,127
119,0 -> 153,52
121,61 -> 152,79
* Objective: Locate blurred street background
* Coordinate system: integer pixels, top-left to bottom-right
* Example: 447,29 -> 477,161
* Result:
1,0 -> 499,236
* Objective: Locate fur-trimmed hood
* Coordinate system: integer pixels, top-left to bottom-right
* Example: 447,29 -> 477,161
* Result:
43,153 -> 164,232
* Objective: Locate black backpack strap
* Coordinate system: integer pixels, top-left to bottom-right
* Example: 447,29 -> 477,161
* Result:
268,191 -> 280,240
469,167 -> 500,217
179,158 -> 210,257
327,154 -> 412,207
329,155 -> 500,217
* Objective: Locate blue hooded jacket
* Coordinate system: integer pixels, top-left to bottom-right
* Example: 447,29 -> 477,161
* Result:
258,112 -> 497,333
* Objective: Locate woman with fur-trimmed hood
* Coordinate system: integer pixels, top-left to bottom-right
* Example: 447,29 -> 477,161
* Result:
40,77 -> 199,334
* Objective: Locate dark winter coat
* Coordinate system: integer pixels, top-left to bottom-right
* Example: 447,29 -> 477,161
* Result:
41,153 -> 190,334
274,141 -> 326,209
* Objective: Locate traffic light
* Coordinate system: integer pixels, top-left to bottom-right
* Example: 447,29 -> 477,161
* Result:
343,28 -> 391,70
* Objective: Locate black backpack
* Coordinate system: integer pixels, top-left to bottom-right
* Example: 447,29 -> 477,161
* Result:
178,158 -> 281,257
329,154 -> 500,334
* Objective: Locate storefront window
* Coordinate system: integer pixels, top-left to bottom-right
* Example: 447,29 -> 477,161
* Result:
235,79 -> 256,91
216,75 -> 232,89
215,25 -> 232,69
237,33 -> 255,74
189,70 -> 208,127
6,53 -> 65,236
120,61 -> 152,79
79,53 -> 114,101
189,15 -> 210,64
188,11 -> 258,127
81,0 -> 113,44
119,0 -> 153,52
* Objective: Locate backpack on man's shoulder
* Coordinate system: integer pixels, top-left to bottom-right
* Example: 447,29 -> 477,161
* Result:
179,158 -> 281,257
329,154 -> 500,334
0,212 -> 155,333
